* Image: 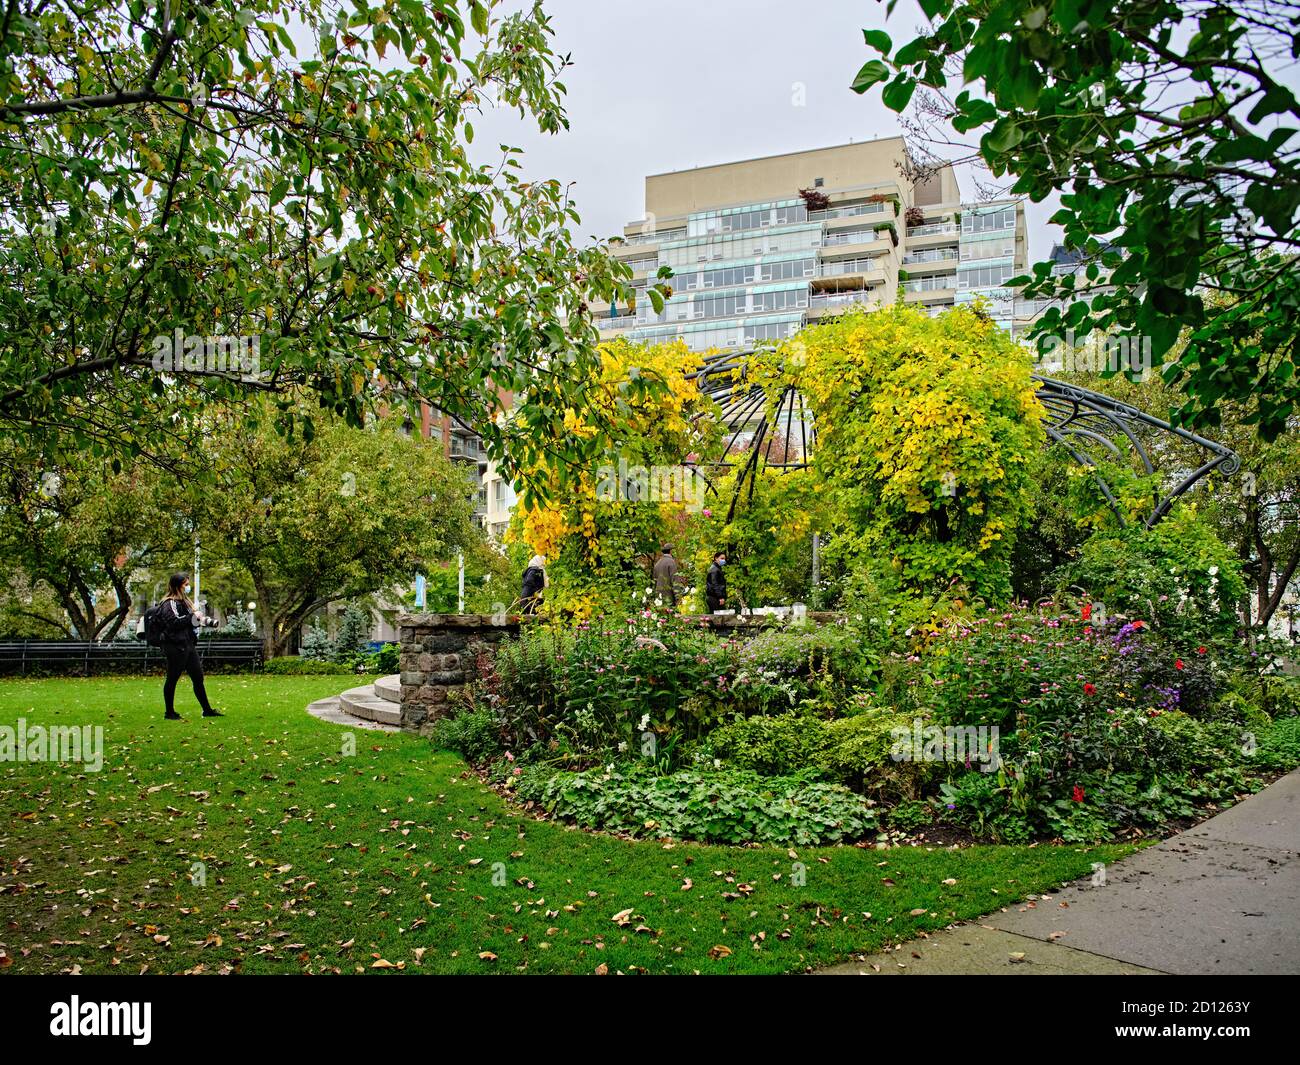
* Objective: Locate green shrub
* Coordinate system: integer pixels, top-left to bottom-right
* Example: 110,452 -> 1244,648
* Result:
1148,711 -> 1249,773
1259,674 -> 1300,719
428,707 -> 503,765
1058,508 -> 1246,648
705,714 -> 831,777
336,603 -> 373,658
815,712 -> 935,800
219,610 -> 257,638
1255,715 -> 1300,769
374,642 -> 399,675
299,624 -> 336,662
730,621 -> 879,715
263,656 -> 355,675
495,624 -> 571,743
885,799 -> 934,831
514,763 -> 877,846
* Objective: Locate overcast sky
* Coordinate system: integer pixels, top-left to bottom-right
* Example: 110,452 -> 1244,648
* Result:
467,0 -> 1065,255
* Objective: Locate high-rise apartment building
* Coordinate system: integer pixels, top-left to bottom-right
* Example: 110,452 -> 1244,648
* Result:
594,138 -> 1030,348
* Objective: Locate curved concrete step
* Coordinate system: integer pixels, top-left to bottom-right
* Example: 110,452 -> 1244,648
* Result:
339,683 -> 402,727
374,674 -> 400,704
306,695 -> 397,732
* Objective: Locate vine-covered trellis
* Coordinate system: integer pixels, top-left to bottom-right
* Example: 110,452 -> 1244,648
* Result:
685,349 -> 1240,527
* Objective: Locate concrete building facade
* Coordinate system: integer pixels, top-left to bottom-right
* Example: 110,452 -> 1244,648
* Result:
593,138 -> 1029,347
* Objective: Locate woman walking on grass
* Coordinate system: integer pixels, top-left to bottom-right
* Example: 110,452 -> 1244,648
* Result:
159,573 -> 222,721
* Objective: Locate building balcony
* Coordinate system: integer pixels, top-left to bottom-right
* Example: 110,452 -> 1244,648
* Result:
902,276 -> 957,302
905,226 -> 962,254
597,314 -> 637,331
819,235 -> 893,260
903,245 -> 958,263
812,262 -> 887,292
807,289 -> 880,317
618,227 -> 687,251
808,201 -> 890,223
906,222 -> 957,238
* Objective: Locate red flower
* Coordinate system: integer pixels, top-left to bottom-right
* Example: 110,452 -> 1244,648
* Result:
1083,682 -> 1097,696
1072,785 -> 1086,803
1175,659 -> 1184,671
1131,620 -> 1145,630
1081,603 -> 1092,621
1197,646 -> 1207,656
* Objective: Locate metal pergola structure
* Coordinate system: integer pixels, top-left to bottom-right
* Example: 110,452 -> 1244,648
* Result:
683,348 -> 1240,527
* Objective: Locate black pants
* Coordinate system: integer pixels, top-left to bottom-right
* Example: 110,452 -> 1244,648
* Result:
162,641 -> 212,715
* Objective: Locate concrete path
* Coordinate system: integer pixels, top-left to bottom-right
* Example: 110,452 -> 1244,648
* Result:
821,767 -> 1300,975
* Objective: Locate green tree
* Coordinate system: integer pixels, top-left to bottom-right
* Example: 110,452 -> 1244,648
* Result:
0,0 -> 662,492
855,0 -> 1300,438
196,397 -> 478,656
0,441 -> 179,638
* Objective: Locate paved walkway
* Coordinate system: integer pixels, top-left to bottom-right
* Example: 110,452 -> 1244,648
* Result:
820,767 -> 1300,975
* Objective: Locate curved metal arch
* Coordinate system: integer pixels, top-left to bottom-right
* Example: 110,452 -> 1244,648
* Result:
683,349 -> 1239,528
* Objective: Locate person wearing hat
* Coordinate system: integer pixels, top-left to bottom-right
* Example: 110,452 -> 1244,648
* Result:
520,554 -> 547,615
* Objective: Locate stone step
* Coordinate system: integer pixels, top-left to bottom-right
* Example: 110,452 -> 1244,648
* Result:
339,684 -> 402,726
374,674 -> 400,704
305,695 -> 398,732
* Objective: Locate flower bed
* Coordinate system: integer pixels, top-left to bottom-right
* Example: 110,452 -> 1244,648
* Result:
428,602 -> 1300,847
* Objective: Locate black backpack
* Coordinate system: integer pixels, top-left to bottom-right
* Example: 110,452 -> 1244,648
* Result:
141,602 -> 175,647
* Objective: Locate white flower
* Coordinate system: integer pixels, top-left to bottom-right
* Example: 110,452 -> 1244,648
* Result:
638,713 -> 650,730
618,741 -> 628,753
713,758 -> 721,769
1209,565 -> 1219,576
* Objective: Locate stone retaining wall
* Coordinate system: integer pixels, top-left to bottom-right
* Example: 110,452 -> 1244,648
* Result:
396,610 -> 843,734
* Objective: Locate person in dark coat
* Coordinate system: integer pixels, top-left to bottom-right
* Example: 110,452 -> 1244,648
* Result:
652,543 -> 681,605
705,551 -> 728,614
159,572 -> 222,720
520,554 -> 547,615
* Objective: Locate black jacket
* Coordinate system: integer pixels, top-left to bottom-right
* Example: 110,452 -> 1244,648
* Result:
520,566 -> 545,600
705,561 -> 727,603
162,599 -> 200,647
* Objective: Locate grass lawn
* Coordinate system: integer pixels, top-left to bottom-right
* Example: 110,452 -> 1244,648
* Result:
0,675 -> 1133,975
